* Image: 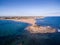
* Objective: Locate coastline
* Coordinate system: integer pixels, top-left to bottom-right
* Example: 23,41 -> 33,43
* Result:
3,19 -> 57,33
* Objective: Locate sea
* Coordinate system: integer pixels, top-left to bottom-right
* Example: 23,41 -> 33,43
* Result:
36,16 -> 60,29
0,17 -> 60,45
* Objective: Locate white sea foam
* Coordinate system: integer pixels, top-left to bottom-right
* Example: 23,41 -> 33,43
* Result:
58,29 -> 60,32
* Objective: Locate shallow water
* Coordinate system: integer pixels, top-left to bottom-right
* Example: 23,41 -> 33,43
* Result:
0,20 -> 30,36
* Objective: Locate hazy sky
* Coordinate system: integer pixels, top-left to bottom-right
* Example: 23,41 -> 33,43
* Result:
0,0 -> 60,16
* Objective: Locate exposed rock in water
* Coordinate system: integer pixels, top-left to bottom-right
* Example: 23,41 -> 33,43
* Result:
25,25 -> 57,33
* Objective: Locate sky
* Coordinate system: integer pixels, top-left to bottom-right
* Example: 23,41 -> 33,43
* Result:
0,0 -> 60,16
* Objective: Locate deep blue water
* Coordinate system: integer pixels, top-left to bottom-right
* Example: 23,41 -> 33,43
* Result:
36,17 -> 60,29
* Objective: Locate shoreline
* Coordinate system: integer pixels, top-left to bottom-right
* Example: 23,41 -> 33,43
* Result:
0,19 -> 57,33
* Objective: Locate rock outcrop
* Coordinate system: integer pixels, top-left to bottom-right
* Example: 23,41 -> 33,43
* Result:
25,25 -> 56,33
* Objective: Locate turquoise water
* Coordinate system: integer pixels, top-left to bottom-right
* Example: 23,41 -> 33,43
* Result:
0,20 -> 30,36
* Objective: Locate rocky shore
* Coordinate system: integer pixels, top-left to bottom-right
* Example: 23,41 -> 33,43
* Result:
25,25 -> 57,33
